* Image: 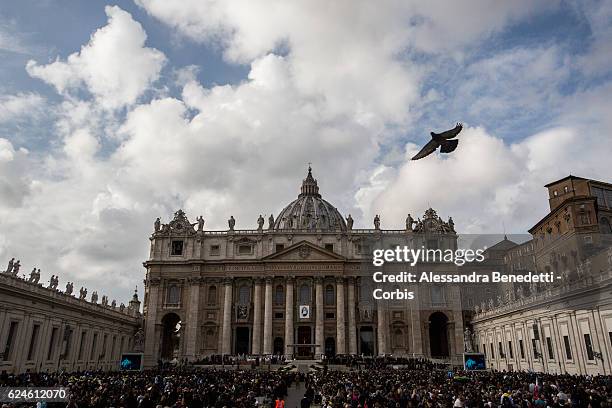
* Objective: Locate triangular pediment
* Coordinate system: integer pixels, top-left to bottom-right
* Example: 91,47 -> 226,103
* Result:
263,240 -> 345,261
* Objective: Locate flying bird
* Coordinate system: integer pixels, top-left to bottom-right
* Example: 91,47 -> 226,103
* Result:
411,122 -> 463,160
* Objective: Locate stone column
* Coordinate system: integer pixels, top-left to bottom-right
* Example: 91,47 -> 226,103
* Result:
336,277 -> 346,354
262,277 -> 273,354
284,276 -> 294,358
315,277 -> 324,358
143,279 -> 160,368
221,278 -> 233,355
377,300 -> 387,355
347,278 -> 357,355
185,278 -> 201,361
251,278 -> 263,355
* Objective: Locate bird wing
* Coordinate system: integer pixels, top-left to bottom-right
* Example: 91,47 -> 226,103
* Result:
411,139 -> 439,160
440,139 -> 459,153
434,123 -> 463,139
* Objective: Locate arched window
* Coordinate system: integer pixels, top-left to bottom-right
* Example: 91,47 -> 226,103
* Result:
324,284 -> 334,305
299,284 -> 311,303
238,285 -> 250,304
275,285 -> 284,305
207,286 -> 217,305
167,285 -> 180,304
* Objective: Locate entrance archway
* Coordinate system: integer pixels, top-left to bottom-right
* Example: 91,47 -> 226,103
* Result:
325,337 -> 336,357
160,313 -> 181,360
273,337 -> 284,355
296,326 -> 312,358
235,327 -> 250,355
429,312 -> 449,358
359,326 -> 374,356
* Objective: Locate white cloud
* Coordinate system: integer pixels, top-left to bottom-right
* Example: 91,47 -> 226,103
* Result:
26,6 -> 166,110
0,93 -> 44,123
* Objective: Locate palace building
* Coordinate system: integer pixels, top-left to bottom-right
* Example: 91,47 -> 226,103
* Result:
142,167 -> 465,367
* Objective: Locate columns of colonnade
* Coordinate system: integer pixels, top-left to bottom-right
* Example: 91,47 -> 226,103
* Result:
347,278 -> 357,355
284,277 -> 294,358
263,277 -> 273,354
336,277 -> 346,354
315,277 -> 324,358
251,278 -> 263,355
221,278 -> 232,355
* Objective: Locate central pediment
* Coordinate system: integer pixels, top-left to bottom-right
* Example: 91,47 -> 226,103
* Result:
263,240 -> 345,261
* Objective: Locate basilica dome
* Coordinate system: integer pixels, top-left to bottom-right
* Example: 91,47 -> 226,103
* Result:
273,167 -> 347,231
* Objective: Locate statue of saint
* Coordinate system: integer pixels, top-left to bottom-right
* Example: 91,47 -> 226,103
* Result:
228,216 -> 236,231
65,282 -> 73,295
34,269 -> 40,284
257,214 -> 264,231
197,216 -> 205,232
464,328 -> 474,352
448,217 -> 455,231
5,258 -> 14,274
154,217 -> 161,232
29,268 -> 37,282
101,295 -> 108,306
49,275 -> 55,289
346,214 -> 354,230
111,299 -> 116,308
373,214 -> 381,230
79,287 -> 87,299
12,260 -> 20,275
268,214 -> 274,229
406,214 -> 414,231
91,291 -> 98,303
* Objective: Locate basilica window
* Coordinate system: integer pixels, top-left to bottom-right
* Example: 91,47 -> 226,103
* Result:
171,240 -> 184,256
275,285 -> 284,305
324,285 -> 334,305
205,329 -> 215,348
430,286 -> 444,305
166,285 -> 181,305
325,243 -> 334,252
275,244 -> 285,252
237,243 -> 253,255
299,284 -> 311,303
207,286 -> 217,305
209,245 -> 220,256
238,285 -> 251,304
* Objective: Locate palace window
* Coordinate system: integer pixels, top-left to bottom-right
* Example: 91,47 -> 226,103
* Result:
2,321 -> 18,361
238,285 -> 251,304
584,334 -> 594,360
299,284 -> 311,303
324,284 -> 334,305
563,336 -> 572,360
171,240 -> 184,256
546,337 -> 554,359
209,245 -> 220,256
275,285 -> 284,305
166,285 -> 181,305
237,243 -> 253,255
207,286 -> 217,305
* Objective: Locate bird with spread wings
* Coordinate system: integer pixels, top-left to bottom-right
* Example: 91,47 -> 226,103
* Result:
411,122 -> 463,160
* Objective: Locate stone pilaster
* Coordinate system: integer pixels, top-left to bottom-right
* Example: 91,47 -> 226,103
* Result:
185,278 -> 201,361
143,279 -> 160,368
221,278 -> 233,355
347,278 -> 357,355
336,277 -> 346,354
251,278 -> 263,355
315,277 -> 324,358
284,276 -> 294,358
263,277 -> 273,354
377,300 -> 387,355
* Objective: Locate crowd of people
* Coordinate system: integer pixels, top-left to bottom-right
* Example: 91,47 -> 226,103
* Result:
0,358 -> 611,407
0,368 -> 293,408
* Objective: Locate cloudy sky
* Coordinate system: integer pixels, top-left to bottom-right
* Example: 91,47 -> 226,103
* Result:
1,0 -> 611,302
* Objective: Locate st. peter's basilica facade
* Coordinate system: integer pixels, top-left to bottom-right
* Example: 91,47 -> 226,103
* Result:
142,168 -> 464,367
